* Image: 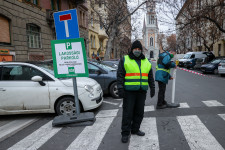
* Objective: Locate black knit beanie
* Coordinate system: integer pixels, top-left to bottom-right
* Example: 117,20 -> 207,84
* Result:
131,40 -> 143,51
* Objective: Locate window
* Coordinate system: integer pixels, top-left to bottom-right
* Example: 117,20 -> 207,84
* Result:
1,65 -> 51,81
218,44 -> 221,56
91,13 -> 94,26
93,36 -> 96,48
197,0 -> 201,9
51,0 -> 60,11
26,24 -> 41,48
151,16 -> 155,24
88,63 -> 100,74
0,15 -> 10,44
150,37 -> 153,46
90,35 -> 93,48
25,0 -> 39,6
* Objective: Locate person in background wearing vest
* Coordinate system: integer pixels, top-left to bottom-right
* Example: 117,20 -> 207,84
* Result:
155,50 -> 178,109
117,40 -> 155,143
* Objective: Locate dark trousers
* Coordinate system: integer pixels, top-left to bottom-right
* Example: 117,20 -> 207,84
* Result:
121,91 -> 146,136
157,81 -> 167,106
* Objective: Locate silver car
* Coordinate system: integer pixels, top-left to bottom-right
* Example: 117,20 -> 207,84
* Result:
218,59 -> 225,76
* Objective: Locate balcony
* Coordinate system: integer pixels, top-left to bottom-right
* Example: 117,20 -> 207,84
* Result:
46,9 -> 56,28
98,30 -> 108,40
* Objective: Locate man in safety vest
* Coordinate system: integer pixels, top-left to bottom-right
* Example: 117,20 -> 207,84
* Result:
117,40 -> 155,143
155,50 -> 177,109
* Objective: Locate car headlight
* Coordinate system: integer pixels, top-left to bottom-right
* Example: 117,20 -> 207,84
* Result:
84,85 -> 94,93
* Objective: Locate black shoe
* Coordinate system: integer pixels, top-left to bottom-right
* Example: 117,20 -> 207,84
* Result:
156,104 -> 167,109
166,103 -> 180,108
131,130 -> 145,136
121,136 -> 129,143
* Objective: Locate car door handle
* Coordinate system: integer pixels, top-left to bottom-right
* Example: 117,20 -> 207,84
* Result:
0,88 -> 6,91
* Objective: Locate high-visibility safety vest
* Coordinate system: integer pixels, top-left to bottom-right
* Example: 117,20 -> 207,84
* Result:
156,53 -> 170,73
124,55 -> 151,91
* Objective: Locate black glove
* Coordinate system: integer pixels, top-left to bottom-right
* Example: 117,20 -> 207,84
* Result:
118,89 -> 125,98
150,89 -> 155,98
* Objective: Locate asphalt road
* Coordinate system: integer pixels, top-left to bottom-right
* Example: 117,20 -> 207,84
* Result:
0,62 -> 225,150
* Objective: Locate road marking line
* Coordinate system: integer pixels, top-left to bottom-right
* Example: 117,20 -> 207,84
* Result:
103,101 -> 119,105
177,115 -> 224,150
218,114 -> 225,121
66,109 -> 119,150
0,118 -> 38,142
113,98 -> 123,101
8,121 -> 61,150
179,103 -> 190,108
96,109 -> 118,118
119,102 -> 123,107
144,105 -> 155,112
202,100 -> 224,107
129,117 -> 159,150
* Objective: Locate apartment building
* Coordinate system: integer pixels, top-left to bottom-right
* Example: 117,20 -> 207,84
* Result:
0,0 -> 88,62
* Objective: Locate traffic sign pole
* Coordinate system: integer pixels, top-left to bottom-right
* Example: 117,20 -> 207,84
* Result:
73,78 -> 80,115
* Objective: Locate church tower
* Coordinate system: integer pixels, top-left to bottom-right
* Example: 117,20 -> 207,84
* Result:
142,1 -> 159,59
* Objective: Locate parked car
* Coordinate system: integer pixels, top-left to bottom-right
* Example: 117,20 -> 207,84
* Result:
194,58 -> 208,70
178,52 -> 214,68
218,59 -> 225,76
0,62 -> 103,115
200,58 -> 223,74
99,60 -> 119,69
87,61 -> 119,98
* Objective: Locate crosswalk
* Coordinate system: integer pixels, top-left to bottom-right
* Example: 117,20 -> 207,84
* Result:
1,100 -> 225,150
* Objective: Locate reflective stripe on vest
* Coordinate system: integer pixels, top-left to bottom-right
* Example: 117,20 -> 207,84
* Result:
156,65 -> 170,73
124,55 -> 151,91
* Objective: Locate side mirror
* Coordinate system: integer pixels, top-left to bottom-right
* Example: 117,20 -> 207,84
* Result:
31,76 -> 46,86
96,70 -> 102,75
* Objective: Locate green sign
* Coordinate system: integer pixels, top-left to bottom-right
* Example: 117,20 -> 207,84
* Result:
51,38 -> 89,78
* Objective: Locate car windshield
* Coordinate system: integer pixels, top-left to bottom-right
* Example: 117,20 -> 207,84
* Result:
210,59 -> 221,64
183,54 -> 191,59
91,62 -> 117,71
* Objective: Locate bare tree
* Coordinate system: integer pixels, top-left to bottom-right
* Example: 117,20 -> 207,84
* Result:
89,0 -> 152,59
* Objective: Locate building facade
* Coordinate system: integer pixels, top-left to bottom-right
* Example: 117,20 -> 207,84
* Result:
0,0 -> 87,62
142,1 -> 160,60
87,1 -> 108,59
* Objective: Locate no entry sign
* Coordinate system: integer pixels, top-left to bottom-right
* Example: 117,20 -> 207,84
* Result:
53,9 -> 80,40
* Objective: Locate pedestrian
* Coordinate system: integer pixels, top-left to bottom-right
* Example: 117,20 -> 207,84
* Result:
117,40 -> 155,143
155,50 -> 178,109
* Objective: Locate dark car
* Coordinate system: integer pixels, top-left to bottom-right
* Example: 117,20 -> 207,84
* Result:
87,61 -> 119,98
99,60 -> 119,69
200,58 -> 223,74
194,58 -> 208,70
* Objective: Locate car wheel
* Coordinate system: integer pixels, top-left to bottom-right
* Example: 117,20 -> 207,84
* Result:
110,82 -> 119,98
55,97 -> 80,115
214,69 -> 218,74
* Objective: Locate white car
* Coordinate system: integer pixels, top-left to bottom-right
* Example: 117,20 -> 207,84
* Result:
218,59 -> 225,76
0,62 -> 103,115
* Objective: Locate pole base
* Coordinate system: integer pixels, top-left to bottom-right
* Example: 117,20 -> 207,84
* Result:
52,112 -> 95,127
167,103 -> 180,108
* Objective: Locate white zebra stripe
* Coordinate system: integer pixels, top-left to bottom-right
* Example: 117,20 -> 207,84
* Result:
103,101 -> 119,106
119,102 -> 123,107
218,114 -> 225,121
179,103 -> 190,108
8,121 -> 61,150
66,109 -> 119,150
144,105 -> 155,112
96,109 -> 119,118
0,118 -> 37,142
202,100 -> 224,107
177,115 -> 224,150
129,117 -> 159,150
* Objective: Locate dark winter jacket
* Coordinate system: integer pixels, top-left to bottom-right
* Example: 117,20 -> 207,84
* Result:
155,51 -> 176,84
117,51 -> 155,96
